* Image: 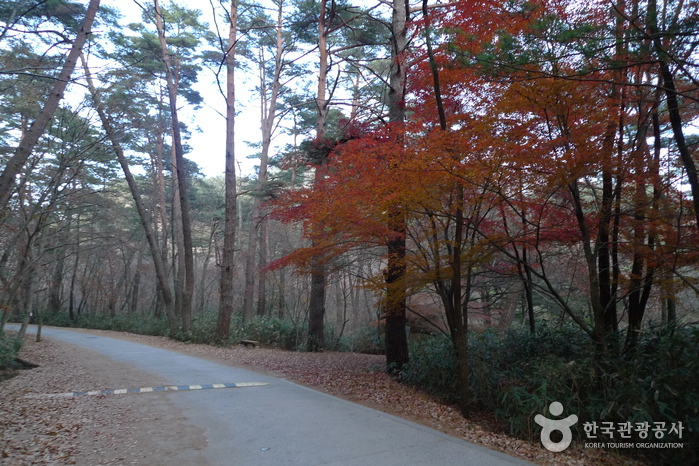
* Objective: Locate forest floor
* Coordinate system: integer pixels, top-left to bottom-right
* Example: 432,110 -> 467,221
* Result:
1,327 -> 647,465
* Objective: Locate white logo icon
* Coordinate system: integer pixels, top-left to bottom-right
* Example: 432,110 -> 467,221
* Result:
534,401 -> 578,452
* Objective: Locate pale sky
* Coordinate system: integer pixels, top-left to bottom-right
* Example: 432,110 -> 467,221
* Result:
108,0 -> 286,178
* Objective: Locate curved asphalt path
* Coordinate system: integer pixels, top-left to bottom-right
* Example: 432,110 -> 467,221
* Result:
14,325 -> 530,465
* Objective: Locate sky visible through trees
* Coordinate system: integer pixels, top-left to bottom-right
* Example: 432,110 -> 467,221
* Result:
1,0 -> 699,460
94,0 -> 283,177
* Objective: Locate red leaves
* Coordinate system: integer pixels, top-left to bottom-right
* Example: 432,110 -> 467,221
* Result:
268,0 -> 699,321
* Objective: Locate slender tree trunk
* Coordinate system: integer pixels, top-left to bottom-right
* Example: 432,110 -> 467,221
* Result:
625,121 -> 657,351
424,0 -> 469,410
81,54 -> 178,334
599,0 -> 626,335
216,0 -> 239,340
242,215 -> 257,320
48,239 -> 65,314
130,248 -> 144,314
648,0 -> 699,230
170,135 -> 186,323
0,0 -> 101,209
451,192 -> 470,416
244,9 -> 283,319
17,222 -> 43,341
154,0 -> 194,336
278,269 -> 286,319
153,130 -> 169,318
666,282 -> 677,324
68,213 -> 80,322
196,222 -> 216,313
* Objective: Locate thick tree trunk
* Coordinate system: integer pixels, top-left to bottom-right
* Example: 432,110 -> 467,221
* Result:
307,0 -> 330,350
216,0 -> 239,340
256,217 -> 269,316
383,0 -> 409,371
307,252 -> 327,351
0,0 -> 101,210
384,215 -> 408,370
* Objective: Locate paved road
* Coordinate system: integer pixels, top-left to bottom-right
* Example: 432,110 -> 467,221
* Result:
15,326 -> 530,465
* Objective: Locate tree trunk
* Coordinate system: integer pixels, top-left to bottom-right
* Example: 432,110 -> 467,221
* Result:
197,223 -> 216,314
242,202 -> 258,320
130,248 -> 144,314
216,0 -> 239,340
48,238 -> 66,314
383,0 -> 409,371
278,269 -> 286,319
170,133 -> 186,324
648,0 -> 699,230
81,54 -> 178,335
625,121 -> 657,351
307,252 -> 326,351
423,0 -> 467,409
307,0 -> 330,350
154,0 -> 194,336
599,0 -> 626,335
256,217 -> 269,316
244,5 -> 283,320
568,180 -> 608,353
16,224 -> 42,342
68,212 -> 80,322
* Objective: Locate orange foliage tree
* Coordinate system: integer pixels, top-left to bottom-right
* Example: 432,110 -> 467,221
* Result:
269,0 -> 699,390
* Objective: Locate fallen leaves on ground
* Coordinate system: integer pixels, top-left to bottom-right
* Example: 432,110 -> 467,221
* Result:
1,328 -> 647,464
1,334 -> 207,465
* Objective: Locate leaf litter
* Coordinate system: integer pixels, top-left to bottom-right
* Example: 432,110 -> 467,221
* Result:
1,328 -> 645,465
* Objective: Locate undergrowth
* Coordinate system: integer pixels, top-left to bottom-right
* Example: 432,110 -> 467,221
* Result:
40,312 -> 306,350
0,330 -> 22,370
39,311 -> 387,353
400,323 -> 699,463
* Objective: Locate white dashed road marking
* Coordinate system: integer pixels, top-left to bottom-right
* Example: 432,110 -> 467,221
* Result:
32,382 -> 268,398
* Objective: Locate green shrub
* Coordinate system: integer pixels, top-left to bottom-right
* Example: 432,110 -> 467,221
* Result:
401,336 -> 459,402
42,312 -> 170,337
41,312 -> 74,328
188,312 -> 220,343
38,311 -> 305,349
401,324 -> 699,463
332,325 -> 384,354
0,331 -> 22,370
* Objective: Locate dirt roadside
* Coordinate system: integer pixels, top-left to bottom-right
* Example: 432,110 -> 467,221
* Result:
1,327 -> 641,465
0,334 -> 208,465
